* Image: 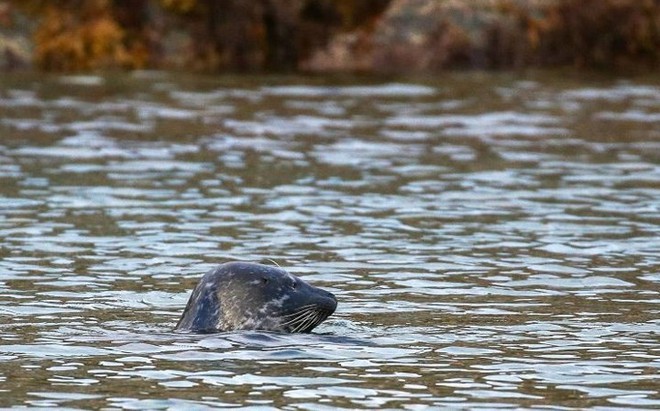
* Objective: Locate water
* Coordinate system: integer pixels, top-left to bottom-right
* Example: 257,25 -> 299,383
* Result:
0,71 -> 658,409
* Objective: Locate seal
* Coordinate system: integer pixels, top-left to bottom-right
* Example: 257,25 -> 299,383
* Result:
175,262 -> 337,333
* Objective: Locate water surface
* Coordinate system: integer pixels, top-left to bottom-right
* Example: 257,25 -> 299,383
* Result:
0,71 -> 658,409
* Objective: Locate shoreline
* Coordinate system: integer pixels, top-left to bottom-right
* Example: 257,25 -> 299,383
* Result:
1,0 -> 658,73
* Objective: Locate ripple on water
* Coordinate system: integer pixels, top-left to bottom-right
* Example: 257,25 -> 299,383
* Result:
0,73 -> 658,409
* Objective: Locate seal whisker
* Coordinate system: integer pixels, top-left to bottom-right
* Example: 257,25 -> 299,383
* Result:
292,315 -> 312,333
289,310 -> 317,332
280,307 -> 316,322
281,308 -> 320,326
282,306 -> 334,332
294,310 -> 323,333
282,304 -> 317,322
289,317 -> 305,332
295,316 -> 314,333
282,308 -> 316,328
308,310 -> 332,330
299,312 -> 322,333
281,305 -> 317,318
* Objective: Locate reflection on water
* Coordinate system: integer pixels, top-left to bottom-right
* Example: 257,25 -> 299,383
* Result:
0,72 -> 658,409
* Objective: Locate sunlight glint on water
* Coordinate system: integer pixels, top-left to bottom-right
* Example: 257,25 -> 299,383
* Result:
0,72 -> 658,409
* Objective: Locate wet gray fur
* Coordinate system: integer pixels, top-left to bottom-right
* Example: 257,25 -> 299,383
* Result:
175,262 -> 337,333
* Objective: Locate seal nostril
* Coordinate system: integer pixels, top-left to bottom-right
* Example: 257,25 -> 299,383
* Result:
322,294 -> 338,314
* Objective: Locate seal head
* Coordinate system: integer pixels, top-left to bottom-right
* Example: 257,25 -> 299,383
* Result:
175,262 -> 337,333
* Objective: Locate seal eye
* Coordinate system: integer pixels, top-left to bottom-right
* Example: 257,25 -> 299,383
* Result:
291,280 -> 297,289
262,277 -> 269,285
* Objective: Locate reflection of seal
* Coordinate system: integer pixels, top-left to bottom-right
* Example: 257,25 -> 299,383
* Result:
175,262 -> 337,333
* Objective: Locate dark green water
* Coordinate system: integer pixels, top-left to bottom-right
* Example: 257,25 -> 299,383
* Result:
0,71 -> 658,410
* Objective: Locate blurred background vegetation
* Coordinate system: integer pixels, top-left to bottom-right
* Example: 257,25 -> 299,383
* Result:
0,0 -> 658,72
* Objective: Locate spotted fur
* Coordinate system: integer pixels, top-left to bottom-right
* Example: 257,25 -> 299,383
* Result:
175,262 -> 337,333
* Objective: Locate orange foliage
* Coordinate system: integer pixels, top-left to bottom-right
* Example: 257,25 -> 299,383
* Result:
17,0 -> 147,71
6,0 -> 392,72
